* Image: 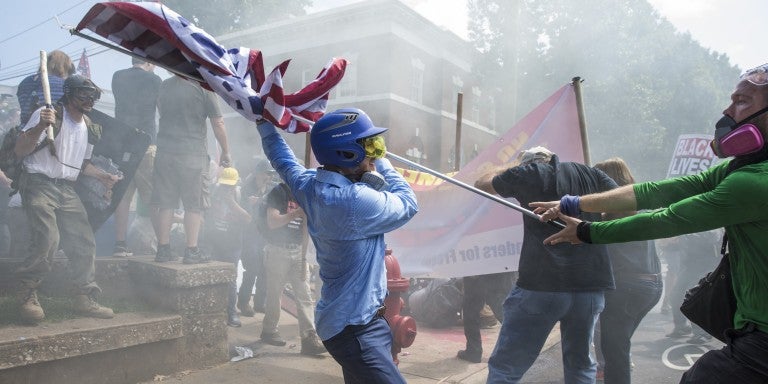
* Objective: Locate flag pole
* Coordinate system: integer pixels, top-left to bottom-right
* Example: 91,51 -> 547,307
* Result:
69,29 -> 205,83
70,28 -> 562,228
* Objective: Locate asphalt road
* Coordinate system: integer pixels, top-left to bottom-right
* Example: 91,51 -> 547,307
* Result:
520,303 -> 724,384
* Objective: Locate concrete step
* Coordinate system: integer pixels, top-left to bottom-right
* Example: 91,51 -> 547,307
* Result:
0,312 -> 181,370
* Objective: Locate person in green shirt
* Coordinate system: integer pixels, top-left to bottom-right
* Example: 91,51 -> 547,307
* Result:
531,63 -> 768,384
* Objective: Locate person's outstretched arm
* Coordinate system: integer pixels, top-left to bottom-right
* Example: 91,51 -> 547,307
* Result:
531,184 -> 638,220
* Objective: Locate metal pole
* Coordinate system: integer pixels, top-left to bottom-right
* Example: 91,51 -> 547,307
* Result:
69,29 -> 205,83
386,152 -> 564,228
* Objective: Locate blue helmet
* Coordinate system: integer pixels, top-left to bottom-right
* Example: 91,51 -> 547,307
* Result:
310,108 -> 387,167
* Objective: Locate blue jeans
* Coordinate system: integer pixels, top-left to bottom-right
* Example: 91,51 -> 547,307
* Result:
322,316 -> 406,384
487,286 -> 605,384
598,278 -> 662,384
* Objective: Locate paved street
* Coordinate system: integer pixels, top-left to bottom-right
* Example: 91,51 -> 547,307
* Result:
143,296 -> 722,383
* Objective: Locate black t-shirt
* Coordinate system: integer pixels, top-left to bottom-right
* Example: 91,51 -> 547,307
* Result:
492,155 -> 618,291
264,183 -> 304,246
111,67 -> 162,143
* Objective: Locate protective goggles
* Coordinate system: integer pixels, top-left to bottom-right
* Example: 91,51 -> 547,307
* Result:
73,88 -> 101,103
741,63 -> 768,86
360,135 -> 386,159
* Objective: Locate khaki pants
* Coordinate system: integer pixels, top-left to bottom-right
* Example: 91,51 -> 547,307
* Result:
17,173 -> 99,294
261,243 -> 316,338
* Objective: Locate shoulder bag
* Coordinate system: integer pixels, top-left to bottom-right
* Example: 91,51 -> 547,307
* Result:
679,235 -> 736,343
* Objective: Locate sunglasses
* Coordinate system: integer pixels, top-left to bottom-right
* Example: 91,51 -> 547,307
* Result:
740,63 -> 768,86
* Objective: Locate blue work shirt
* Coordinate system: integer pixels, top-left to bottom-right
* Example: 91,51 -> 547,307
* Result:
257,122 -> 418,340
17,74 -> 65,126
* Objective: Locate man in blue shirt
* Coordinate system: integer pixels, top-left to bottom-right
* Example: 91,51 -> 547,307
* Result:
17,50 -> 73,126
257,108 -> 418,383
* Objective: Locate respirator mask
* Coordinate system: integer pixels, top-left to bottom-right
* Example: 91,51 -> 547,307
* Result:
711,63 -> 768,158
711,106 -> 768,158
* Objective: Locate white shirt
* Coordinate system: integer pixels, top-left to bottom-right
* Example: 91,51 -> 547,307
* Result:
22,107 -> 93,181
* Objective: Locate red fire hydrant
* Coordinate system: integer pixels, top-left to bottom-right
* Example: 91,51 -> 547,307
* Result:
384,247 -> 417,365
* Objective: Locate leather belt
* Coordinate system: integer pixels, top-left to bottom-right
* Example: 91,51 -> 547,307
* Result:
616,273 -> 661,283
269,243 -> 302,250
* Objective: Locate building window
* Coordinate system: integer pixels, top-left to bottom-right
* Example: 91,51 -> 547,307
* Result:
301,69 -> 314,87
336,53 -> 358,98
471,86 -> 481,123
405,128 -> 426,164
411,58 -> 424,104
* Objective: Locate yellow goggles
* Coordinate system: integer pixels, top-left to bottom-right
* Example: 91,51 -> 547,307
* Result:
361,135 -> 386,159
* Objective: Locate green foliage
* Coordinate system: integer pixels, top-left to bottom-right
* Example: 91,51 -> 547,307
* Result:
468,0 -> 740,181
161,0 -> 313,36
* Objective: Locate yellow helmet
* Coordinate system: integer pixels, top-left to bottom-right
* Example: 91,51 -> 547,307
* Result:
218,167 -> 239,185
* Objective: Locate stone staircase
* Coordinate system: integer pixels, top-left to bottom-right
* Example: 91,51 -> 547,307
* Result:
0,256 -> 234,384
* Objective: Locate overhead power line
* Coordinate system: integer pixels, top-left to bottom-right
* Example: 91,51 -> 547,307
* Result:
0,0 -> 92,46
0,45 -> 111,83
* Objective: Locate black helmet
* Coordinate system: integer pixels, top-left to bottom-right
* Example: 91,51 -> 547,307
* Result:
63,75 -> 101,100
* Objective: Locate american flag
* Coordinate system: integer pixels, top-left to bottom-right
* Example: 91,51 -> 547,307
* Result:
75,1 -> 345,132
77,48 -> 91,78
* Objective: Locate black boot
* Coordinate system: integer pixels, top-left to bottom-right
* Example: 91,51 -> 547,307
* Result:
457,348 -> 482,363
227,311 -> 241,327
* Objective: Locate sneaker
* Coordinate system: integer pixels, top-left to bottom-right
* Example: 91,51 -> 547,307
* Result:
73,294 -> 114,319
666,326 -> 693,338
183,247 -> 210,264
112,241 -> 133,257
260,332 -> 287,346
154,244 -> 176,263
457,349 -> 482,363
18,288 -> 45,324
300,331 -> 326,355
237,302 -> 256,317
687,334 -> 712,344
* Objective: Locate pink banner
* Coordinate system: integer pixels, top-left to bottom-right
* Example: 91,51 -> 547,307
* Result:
388,84 -> 585,278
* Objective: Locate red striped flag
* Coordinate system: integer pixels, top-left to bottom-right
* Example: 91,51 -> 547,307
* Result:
260,60 -> 292,129
77,48 -> 91,78
75,2 -> 344,131
285,58 -> 347,133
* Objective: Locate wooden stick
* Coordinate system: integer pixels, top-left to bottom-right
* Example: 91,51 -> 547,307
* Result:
39,50 -> 57,156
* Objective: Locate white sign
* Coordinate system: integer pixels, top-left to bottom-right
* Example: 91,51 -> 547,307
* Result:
666,134 -> 720,178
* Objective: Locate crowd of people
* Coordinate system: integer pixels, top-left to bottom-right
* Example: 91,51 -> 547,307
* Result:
2,47 -> 766,383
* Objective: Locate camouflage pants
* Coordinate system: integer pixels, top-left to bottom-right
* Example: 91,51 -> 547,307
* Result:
16,173 -> 99,294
